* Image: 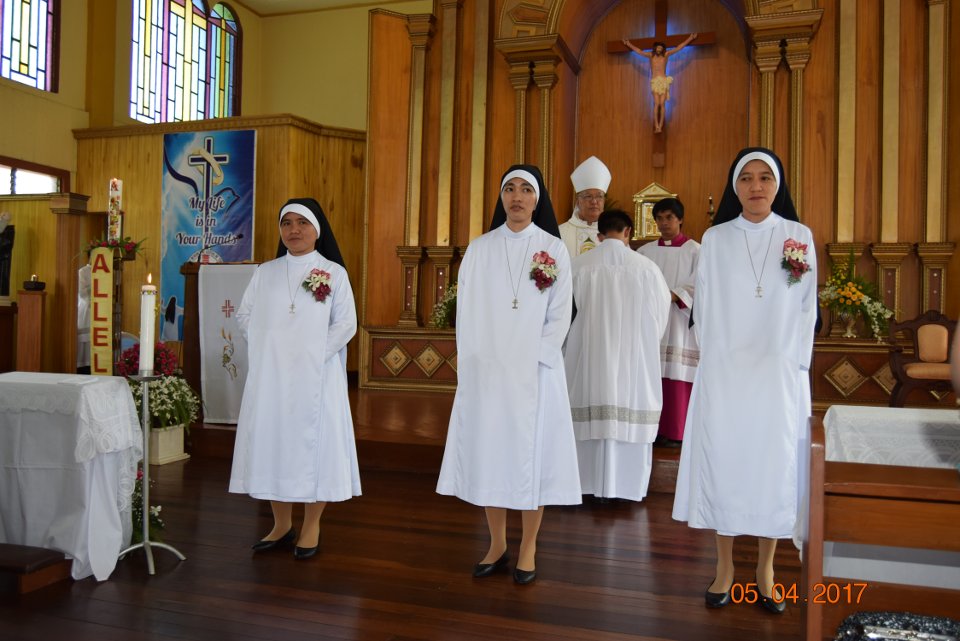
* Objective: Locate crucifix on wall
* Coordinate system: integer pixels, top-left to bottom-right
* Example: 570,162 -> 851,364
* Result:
608,0 -> 715,166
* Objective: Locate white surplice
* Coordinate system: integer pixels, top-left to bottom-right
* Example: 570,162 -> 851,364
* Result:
436,223 -> 581,510
672,214 -> 817,538
564,239 -> 670,499
559,211 -> 600,257
229,251 -> 361,503
636,236 -> 700,382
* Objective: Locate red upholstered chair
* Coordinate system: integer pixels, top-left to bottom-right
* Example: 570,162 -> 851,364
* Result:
887,310 -> 956,407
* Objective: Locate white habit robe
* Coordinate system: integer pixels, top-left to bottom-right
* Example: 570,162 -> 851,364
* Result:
229,250 -> 361,502
636,234 -> 700,383
672,213 -> 817,538
565,239 -> 671,500
437,223 -> 581,509
559,209 -> 600,257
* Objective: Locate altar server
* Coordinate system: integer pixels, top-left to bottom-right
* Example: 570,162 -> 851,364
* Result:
565,209 -> 670,501
230,198 -> 361,560
636,198 -> 700,446
559,156 -> 611,257
437,165 -> 581,585
672,148 -> 817,613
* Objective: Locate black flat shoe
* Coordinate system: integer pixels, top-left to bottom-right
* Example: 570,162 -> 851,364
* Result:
472,551 -> 509,578
293,545 -> 318,560
251,528 -> 295,552
513,568 -> 536,585
704,583 -> 731,608
758,590 -> 786,614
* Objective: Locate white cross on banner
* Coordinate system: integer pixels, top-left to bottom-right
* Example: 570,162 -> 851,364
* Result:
198,264 -> 257,423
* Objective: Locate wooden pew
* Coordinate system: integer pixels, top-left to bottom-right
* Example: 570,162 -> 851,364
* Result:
801,416 -> 960,640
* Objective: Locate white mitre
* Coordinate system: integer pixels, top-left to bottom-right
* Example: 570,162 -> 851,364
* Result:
570,156 -> 612,193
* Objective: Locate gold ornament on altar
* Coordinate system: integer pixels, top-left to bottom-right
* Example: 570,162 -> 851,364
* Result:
631,182 -> 677,241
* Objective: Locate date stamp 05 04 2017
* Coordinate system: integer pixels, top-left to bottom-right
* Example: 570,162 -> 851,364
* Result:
727,582 -> 869,605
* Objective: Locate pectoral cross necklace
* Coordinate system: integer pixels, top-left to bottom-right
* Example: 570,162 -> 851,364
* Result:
286,259 -> 313,314
743,229 -> 774,298
504,238 -> 531,309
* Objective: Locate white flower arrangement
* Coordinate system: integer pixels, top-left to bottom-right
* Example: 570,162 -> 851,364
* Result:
129,375 -> 200,430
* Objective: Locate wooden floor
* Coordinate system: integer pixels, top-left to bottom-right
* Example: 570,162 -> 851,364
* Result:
0,387 -> 804,641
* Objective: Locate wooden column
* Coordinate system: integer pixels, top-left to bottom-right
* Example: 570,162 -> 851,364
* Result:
506,60 -> 532,163
15,291 -> 45,372
924,0 -> 949,243
396,246 -> 425,326
785,35 -> 814,216
404,15 -> 435,247
435,0 -> 462,247
49,193 -> 90,374
532,58 -> 559,190
916,242 -> 955,313
467,0 -> 491,242
752,39 -> 781,150
869,243 -> 912,321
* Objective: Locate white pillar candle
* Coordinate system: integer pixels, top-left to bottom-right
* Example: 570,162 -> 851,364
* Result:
139,274 -> 156,374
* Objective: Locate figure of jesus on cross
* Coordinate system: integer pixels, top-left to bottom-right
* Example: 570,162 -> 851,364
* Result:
622,33 -> 697,134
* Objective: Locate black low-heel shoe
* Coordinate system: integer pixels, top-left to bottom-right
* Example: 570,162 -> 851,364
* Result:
293,545 -> 319,560
704,584 -> 731,608
513,568 -> 536,585
251,528 -> 296,552
758,592 -> 786,614
472,551 -> 509,578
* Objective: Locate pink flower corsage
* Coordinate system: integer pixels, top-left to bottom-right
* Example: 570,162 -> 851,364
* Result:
529,251 -> 558,292
302,268 -> 332,302
781,239 -> 811,286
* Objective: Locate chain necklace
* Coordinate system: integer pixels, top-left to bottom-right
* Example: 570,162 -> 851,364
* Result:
286,258 -> 314,314
743,228 -> 775,298
504,237 -> 531,309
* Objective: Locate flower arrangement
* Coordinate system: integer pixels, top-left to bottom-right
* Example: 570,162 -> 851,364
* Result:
781,238 -> 811,286
818,255 -> 893,341
430,283 -> 457,328
302,268 -> 332,303
529,251 -> 558,291
131,466 -> 164,543
86,235 -> 143,256
117,342 -> 201,429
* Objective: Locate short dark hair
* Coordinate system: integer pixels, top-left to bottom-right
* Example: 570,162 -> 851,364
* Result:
653,41 -> 667,53
598,209 -> 633,236
652,197 -> 685,221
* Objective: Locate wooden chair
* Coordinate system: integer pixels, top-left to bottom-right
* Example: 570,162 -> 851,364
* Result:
887,310 -> 956,407
801,417 -> 960,640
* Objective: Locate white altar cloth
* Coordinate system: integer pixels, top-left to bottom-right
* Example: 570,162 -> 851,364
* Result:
823,404 -> 960,468
0,372 -> 142,580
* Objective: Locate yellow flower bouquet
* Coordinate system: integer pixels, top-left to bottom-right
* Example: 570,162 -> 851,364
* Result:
818,256 -> 893,341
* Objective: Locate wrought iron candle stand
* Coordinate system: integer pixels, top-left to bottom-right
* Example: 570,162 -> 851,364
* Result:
119,372 -> 187,574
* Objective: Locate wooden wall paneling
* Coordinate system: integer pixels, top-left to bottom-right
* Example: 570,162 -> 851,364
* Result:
0,197 -> 59,372
420,13 -> 443,250
802,1 -> 837,281
486,25 -> 521,229
453,1 -> 477,249
773,63 -> 790,179
854,0 -> 880,243
552,62 -> 576,221
252,125 -> 291,263
576,0 -> 749,245
946,0 -> 960,320
897,0 -> 926,253
365,12 -> 415,326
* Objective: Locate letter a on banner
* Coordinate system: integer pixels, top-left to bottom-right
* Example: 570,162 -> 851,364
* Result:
90,248 -> 114,375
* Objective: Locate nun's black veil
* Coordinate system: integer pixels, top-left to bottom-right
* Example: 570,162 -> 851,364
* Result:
712,147 -> 799,227
488,164 -> 562,239
275,197 -> 347,269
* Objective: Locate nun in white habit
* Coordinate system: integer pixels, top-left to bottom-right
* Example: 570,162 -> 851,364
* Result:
672,148 -> 817,613
437,165 -> 581,585
229,198 -> 360,560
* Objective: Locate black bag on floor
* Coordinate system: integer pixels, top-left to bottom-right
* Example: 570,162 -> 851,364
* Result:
835,611 -> 960,640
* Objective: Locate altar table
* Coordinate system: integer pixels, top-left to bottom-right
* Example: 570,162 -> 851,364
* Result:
0,372 -> 142,580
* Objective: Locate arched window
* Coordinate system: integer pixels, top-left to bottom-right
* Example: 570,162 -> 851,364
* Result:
0,0 -> 60,92
130,0 -> 241,124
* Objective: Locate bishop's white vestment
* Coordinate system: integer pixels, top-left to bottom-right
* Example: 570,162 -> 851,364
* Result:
637,234 -> 700,441
437,223 -> 582,510
229,251 -> 362,503
559,211 -> 600,257
672,214 -> 817,538
564,239 -> 670,500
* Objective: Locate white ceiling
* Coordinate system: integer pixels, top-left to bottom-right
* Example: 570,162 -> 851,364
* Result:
237,0 -> 406,17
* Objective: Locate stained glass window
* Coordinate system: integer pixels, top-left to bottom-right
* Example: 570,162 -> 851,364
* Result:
0,0 -> 59,92
130,0 -> 241,124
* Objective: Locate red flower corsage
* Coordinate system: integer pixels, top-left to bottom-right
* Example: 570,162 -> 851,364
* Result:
302,268 -> 332,302
529,251 -> 558,291
781,238 -> 811,286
